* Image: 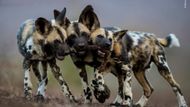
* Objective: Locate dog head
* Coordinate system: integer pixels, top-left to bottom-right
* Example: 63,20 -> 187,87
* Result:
91,27 -> 127,58
65,5 -> 100,56
34,8 -> 69,60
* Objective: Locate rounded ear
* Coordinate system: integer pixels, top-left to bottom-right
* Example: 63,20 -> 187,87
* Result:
35,17 -> 52,35
54,9 -> 61,19
79,5 -> 100,31
113,30 -> 128,41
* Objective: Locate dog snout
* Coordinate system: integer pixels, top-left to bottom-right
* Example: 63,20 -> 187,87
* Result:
104,42 -> 111,49
78,43 -> 85,48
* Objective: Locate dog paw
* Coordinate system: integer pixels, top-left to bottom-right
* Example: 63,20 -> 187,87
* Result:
34,94 -> 45,103
93,84 -> 110,103
24,93 -> 33,101
110,102 -> 131,107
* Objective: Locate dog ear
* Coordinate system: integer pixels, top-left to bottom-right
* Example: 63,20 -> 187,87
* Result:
79,5 -> 100,31
64,17 -> 71,28
113,30 -> 128,41
35,17 -> 52,35
54,9 -> 61,19
54,8 -> 70,28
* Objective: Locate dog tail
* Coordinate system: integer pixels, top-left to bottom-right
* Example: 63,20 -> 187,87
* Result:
158,33 -> 180,48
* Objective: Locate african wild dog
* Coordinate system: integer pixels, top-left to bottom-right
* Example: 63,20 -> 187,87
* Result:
92,30 -> 188,107
17,8 -> 76,102
52,5 -> 128,103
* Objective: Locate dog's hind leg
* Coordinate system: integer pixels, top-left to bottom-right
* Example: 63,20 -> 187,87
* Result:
35,61 -> 48,102
77,66 -> 92,103
134,70 -> 154,107
49,58 -> 76,102
154,53 -> 187,107
23,58 -> 33,100
32,60 -> 42,82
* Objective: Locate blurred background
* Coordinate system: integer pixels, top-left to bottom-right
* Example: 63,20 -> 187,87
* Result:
0,0 -> 189,106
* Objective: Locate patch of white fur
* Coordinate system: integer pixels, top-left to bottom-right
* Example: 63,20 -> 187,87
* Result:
24,69 -> 32,89
107,31 -> 114,51
123,98 -> 132,106
37,78 -> 46,96
19,19 -> 35,45
168,33 -> 180,48
59,76 -> 64,81
113,94 -> 123,104
123,71 -> 132,105
94,70 -> 105,91
174,87 -> 188,107
136,95 -> 148,107
104,26 -> 121,33
158,55 -> 170,72
25,37 -> 33,53
123,76 -> 132,96
127,31 -> 153,46
61,84 -> 71,98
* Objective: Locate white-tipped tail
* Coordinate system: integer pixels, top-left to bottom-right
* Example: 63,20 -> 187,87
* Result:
168,33 -> 180,48
158,33 -> 180,48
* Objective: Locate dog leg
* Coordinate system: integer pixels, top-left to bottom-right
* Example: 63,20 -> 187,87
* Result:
35,61 -> 48,102
77,67 -> 92,103
134,70 -> 153,107
154,54 -> 187,107
92,69 -> 110,103
122,64 -> 133,106
49,59 -> 76,102
32,60 -> 42,82
23,58 -> 33,100
112,75 -> 123,105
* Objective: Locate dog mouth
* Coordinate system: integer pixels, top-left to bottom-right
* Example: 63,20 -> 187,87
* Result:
56,55 -> 65,60
98,50 -> 106,57
56,52 -> 65,60
78,50 -> 86,55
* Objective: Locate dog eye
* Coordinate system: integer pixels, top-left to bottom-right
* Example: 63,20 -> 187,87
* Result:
97,35 -> 104,38
69,34 -> 77,39
54,39 -> 61,44
109,38 -> 112,42
81,32 -> 89,37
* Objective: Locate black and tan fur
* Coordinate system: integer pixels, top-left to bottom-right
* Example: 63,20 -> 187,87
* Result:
17,8 -> 76,102
55,5 -> 127,103
93,30 -> 187,107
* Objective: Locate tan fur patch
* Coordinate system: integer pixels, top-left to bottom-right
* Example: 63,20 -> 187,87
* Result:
113,42 -> 122,57
91,28 -> 105,42
67,23 -> 90,36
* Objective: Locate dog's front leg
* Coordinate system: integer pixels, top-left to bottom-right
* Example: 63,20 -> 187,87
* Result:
49,58 -> 76,102
92,69 -> 110,103
122,64 -> 133,106
23,58 -> 33,100
111,74 -> 124,105
76,66 -> 92,103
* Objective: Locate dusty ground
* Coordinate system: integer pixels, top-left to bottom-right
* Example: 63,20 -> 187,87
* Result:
0,87 -> 189,107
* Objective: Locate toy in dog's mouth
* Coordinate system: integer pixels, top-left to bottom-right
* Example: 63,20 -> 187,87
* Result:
78,50 -> 86,55
98,50 -> 106,57
97,48 -> 110,58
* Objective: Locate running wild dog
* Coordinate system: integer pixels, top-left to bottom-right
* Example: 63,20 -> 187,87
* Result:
17,8 -> 76,102
93,30 -> 188,107
53,5 -> 127,103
